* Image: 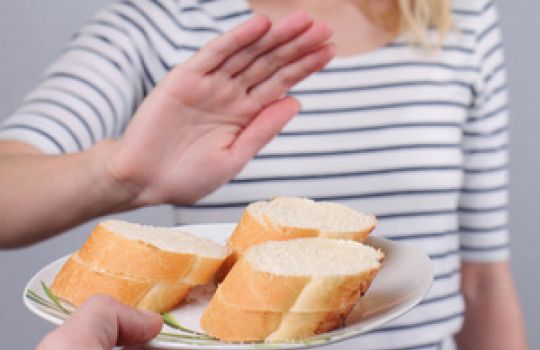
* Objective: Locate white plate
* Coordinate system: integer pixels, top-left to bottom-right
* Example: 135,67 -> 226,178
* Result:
24,223 -> 433,349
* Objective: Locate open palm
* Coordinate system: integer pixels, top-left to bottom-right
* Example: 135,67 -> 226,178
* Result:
108,13 -> 334,205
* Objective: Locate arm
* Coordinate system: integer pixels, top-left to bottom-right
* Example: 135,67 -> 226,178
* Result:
455,261 -> 528,349
0,13 -> 335,248
455,2 -> 527,348
0,139 -> 134,247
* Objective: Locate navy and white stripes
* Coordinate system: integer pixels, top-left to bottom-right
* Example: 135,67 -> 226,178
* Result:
0,1 -> 509,349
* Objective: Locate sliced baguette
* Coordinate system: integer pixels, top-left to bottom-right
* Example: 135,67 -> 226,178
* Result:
52,252 -> 155,307
214,256 -> 377,312
51,253 -> 193,312
220,197 -> 377,280
201,238 -> 383,342
51,220 -> 229,313
78,220 -> 227,283
201,293 -> 349,342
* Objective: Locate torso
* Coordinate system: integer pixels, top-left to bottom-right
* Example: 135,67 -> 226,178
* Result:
163,2 -> 503,348
170,3 -> 476,347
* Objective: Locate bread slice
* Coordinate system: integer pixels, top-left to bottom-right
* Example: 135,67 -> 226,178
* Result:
201,238 -> 383,342
51,253 -> 192,312
218,197 -> 377,281
78,220 -> 227,283
201,293 -> 350,342
51,220 -> 229,313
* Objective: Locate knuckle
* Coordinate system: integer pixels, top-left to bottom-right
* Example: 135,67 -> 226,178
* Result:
257,49 -> 286,71
278,68 -> 300,86
204,37 -> 230,60
208,44 -> 227,60
271,48 -> 291,63
81,295 -> 123,324
84,294 -> 117,310
227,31 -> 245,52
257,54 -> 274,69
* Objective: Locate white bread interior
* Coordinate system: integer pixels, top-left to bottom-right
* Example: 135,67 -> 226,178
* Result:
202,238 -> 384,342
249,197 -> 376,234
101,220 -> 226,258
246,238 -> 381,276
217,197 -> 378,281
51,220 -> 229,313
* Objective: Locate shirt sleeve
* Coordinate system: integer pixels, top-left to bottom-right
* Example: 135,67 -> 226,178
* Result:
0,1 -> 156,154
459,0 -> 510,261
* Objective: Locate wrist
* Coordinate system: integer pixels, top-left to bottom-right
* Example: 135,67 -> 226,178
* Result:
89,139 -> 144,211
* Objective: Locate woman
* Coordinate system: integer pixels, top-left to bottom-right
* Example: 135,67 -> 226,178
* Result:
0,0 -> 527,349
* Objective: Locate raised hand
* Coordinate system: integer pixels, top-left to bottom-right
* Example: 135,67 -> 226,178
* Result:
0,13 -> 334,248
107,12 -> 335,205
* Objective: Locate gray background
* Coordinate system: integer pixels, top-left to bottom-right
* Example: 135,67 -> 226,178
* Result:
0,1 -> 538,348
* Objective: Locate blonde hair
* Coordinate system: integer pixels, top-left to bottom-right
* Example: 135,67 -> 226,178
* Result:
360,0 -> 453,46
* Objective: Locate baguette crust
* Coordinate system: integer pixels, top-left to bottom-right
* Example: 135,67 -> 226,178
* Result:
78,224 -> 195,282
201,295 -> 281,342
201,293 -> 349,342
202,245 -> 383,341
228,209 -> 318,254
181,254 -> 227,285
288,271 -> 379,312
213,251 -> 239,283
266,308 -> 346,341
223,199 -> 377,279
137,282 -> 192,312
51,253 -> 144,307
216,257 -> 380,312
51,253 -> 193,312
52,221 -> 229,313
215,258 -> 309,311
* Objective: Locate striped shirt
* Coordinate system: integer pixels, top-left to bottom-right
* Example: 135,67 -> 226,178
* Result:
0,0 -> 509,349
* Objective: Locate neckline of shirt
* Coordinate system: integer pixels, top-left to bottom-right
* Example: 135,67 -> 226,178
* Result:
232,0 -> 402,69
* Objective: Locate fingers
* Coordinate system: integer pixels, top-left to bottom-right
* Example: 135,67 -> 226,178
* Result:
235,21 -> 333,89
249,45 -> 336,107
183,15 -> 271,73
37,295 -> 163,350
104,299 -> 163,346
219,12 -> 314,77
231,96 -> 300,163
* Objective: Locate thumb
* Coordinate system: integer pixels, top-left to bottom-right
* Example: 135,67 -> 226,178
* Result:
231,96 -> 301,162
37,295 -> 163,350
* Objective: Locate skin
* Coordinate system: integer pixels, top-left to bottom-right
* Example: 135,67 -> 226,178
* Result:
1,1 -> 528,349
2,12 -> 335,349
36,295 -> 163,350
0,12 -> 335,248
249,0 -> 395,57
455,262 -> 528,350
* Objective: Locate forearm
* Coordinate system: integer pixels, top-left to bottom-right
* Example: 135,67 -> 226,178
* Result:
455,261 -> 528,349
0,140 -> 137,248
0,13 -> 334,248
